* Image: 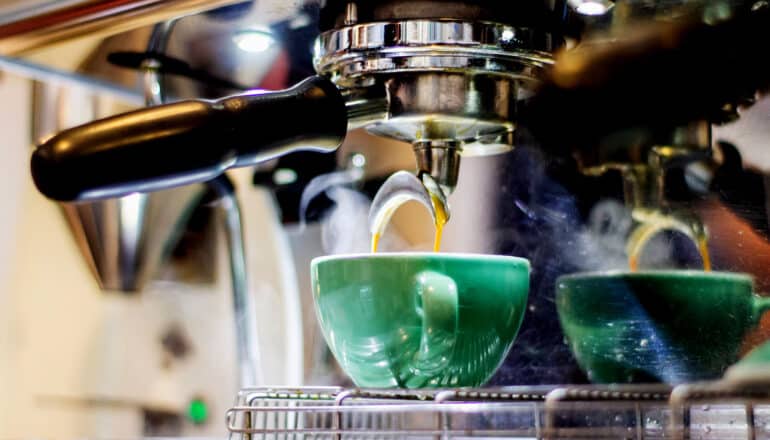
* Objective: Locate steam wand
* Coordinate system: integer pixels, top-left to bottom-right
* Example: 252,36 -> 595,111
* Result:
206,175 -> 263,387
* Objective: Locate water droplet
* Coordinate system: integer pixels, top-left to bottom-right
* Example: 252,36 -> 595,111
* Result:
528,305 -> 536,312
615,353 -> 624,361
640,339 -> 649,347
702,405 -> 710,411
614,415 -> 623,422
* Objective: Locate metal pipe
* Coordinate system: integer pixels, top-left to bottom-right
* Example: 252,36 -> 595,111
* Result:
208,175 -> 263,388
0,55 -> 143,103
0,0 -> 247,55
142,20 -> 177,106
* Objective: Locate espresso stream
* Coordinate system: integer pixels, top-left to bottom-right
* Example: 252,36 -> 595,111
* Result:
628,227 -> 711,272
371,188 -> 448,253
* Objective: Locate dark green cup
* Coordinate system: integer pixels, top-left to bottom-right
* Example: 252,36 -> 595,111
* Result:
311,253 -> 530,388
556,271 -> 770,384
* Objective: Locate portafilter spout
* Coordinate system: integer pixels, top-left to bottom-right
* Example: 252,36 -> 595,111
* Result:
412,141 -> 462,197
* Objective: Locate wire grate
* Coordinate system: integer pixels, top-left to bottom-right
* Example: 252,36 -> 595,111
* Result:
227,382 -> 770,439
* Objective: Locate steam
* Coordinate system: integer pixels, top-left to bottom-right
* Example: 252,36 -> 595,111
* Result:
497,145 -> 678,274
580,199 -> 677,270
320,186 -> 371,254
555,199 -> 675,272
299,170 -> 408,255
571,199 -> 634,271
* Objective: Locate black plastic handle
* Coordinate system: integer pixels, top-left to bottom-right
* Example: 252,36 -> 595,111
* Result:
31,75 -> 348,201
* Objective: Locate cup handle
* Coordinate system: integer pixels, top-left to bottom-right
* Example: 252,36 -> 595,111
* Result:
752,294 -> 770,324
410,270 -> 459,382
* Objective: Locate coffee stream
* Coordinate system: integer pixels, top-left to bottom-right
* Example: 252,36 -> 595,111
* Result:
627,218 -> 712,272
371,180 -> 448,253
370,170 -> 712,267
429,191 -> 448,252
698,237 -> 712,271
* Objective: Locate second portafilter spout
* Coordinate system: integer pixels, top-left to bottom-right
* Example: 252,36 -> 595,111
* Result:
578,121 -> 713,271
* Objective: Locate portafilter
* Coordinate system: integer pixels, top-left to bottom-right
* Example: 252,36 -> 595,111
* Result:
30,0 -> 565,202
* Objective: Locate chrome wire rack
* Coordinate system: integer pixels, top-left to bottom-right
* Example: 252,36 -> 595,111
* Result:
226,382 -> 770,439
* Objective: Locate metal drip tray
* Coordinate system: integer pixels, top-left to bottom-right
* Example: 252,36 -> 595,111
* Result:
226,383 -> 770,439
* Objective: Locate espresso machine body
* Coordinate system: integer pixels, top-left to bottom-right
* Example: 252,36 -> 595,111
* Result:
0,76 -> 305,438
2,0 -> 770,436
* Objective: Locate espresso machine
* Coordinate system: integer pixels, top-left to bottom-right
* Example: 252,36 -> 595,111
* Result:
3,0 -> 770,437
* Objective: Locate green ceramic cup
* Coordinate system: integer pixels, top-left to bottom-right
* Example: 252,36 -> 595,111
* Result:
311,253 -> 530,388
556,271 -> 770,384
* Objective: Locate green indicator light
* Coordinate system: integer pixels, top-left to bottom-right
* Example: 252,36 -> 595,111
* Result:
188,398 -> 208,425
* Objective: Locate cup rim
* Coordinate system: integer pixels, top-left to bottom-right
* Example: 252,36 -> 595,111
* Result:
312,252 -> 530,269
557,269 -> 753,283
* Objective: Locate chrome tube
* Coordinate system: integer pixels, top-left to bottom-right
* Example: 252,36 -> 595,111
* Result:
209,176 -> 262,388
0,0 -> 246,55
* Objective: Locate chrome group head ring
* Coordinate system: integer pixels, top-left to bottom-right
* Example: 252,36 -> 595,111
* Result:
314,20 -> 556,86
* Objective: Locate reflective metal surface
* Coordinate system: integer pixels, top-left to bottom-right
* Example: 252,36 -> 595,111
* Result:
60,188 -> 205,291
226,383 -> 770,439
315,19 -> 555,159
0,0 -> 248,55
412,140 -> 462,195
314,20 -> 554,81
314,18 -> 556,212
208,176 -> 263,388
366,73 -> 520,147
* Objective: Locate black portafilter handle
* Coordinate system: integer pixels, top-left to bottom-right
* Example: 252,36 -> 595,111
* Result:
31,75 -> 348,202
